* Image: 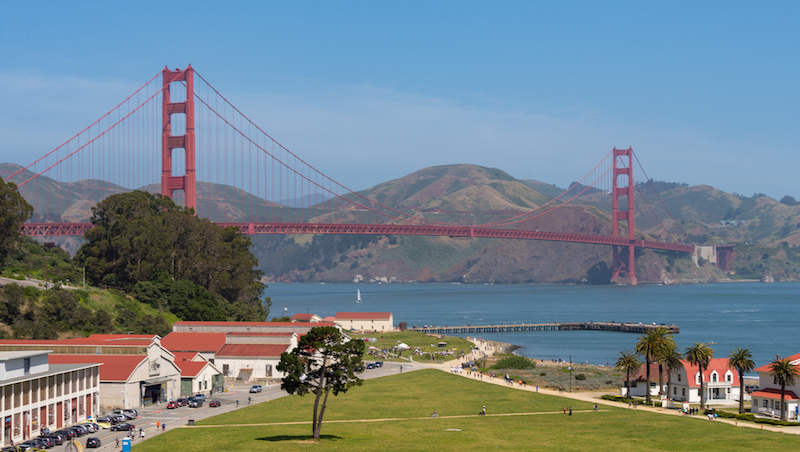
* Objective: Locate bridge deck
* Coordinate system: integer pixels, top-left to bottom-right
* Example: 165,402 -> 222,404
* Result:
408,321 -> 679,335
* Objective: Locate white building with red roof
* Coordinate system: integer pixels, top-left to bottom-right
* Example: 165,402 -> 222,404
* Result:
335,312 -> 394,332
291,313 -> 322,323
668,358 -> 740,404
172,352 -> 223,397
0,335 -> 184,410
751,353 -> 800,419
0,351 -> 100,447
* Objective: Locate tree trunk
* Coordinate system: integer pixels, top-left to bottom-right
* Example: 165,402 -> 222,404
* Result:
666,373 -> 672,400
738,371 -> 745,414
316,385 -> 333,439
780,384 -> 787,421
312,371 -> 326,439
658,363 -> 664,396
645,356 -> 652,403
626,370 -> 631,400
699,366 -> 706,410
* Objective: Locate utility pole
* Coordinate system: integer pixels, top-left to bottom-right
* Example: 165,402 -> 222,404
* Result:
569,355 -> 572,392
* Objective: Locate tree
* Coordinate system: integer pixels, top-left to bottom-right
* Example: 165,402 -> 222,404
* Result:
780,195 -> 798,206
684,342 -> 714,409
0,176 -> 33,267
615,350 -> 641,401
634,327 -> 672,403
768,355 -> 800,421
727,348 -> 755,414
277,326 -> 364,439
657,341 -> 683,400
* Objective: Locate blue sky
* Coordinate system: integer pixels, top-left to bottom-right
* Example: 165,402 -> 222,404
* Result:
1,1 -> 797,198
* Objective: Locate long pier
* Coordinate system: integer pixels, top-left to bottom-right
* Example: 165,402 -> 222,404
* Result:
408,322 -> 679,335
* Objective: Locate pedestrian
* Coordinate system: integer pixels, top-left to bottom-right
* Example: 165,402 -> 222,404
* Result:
569,407 -> 572,416
536,385 -> 539,392
248,396 -> 251,404
116,437 -> 120,448
236,399 -> 240,407
400,366 -> 403,372
162,423 -> 166,432
140,427 -> 145,439
593,403 -> 598,411
156,421 -> 160,429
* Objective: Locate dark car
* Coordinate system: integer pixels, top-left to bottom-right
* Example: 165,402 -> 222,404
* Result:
85,437 -> 101,448
35,437 -> 54,448
110,422 -> 135,432
209,400 -> 221,407
187,397 -> 203,407
176,397 -> 189,406
56,429 -> 76,439
69,425 -> 88,436
42,433 -> 65,445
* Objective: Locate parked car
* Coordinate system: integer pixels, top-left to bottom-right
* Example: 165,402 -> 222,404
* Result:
374,361 -> 383,367
79,423 -> 97,433
193,393 -> 206,401
42,433 -> 65,445
110,422 -> 135,432
85,437 -> 101,448
176,397 -> 189,406
166,401 -> 178,409
209,400 -> 221,407
55,429 -> 76,439
113,409 -> 136,420
249,385 -> 263,393
70,425 -> 88,436
35,436 -> 54,448
96,420 -> 112,429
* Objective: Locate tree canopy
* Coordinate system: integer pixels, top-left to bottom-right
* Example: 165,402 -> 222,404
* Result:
0,176 -> 33,267
277,326 -> 364,439
75,191 -> 269,321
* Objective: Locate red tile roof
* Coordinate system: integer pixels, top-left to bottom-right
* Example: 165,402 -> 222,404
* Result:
174,321 -> 337,327
627,363 -> 670,383
754,352 -> 800,373
225,332 -> 293,337
335,312 -> 392,320
291,313 -> 315,321
47,354 -> 145,382
0,337 -> 155,347
750,388 -> 799,400
215,344 -> 290,358
680,359 -> 739,388
161,332 -> 227,353
172,353 -> 214,378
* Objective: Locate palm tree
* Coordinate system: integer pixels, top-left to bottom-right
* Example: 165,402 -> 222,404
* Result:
658,340 -> 683,400
684,342 -> 714,409
727,348 -> 755,414
768,356 -> 800,421
634,327 -> 672,403
616,350 -> 641,401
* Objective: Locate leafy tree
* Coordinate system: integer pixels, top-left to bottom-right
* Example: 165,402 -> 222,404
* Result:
768,356 -> 800,421
780,195 -> 798,206
0,176 -> 33,267
684,342 -> 714,409
615,350 -> 641,401
270,316 -> 291,322
727,348 -> 755,414
657,341 -> 683,400
277,326 -> 364,439
635,327 -> 672,403
75,191 -> 268,321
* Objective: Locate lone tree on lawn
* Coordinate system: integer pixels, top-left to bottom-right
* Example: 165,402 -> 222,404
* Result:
277,326 -> 364,440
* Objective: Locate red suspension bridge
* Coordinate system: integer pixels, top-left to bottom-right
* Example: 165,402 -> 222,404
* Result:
2,66 -> 732,285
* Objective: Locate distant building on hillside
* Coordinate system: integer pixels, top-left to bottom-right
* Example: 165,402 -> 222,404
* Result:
291,313 -> 322,323
335,312 -> 394,332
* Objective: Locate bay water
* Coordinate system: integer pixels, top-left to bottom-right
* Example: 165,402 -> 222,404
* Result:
265,282 -> 799,371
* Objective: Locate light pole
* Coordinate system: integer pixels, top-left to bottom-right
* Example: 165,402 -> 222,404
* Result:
569,355 -> 572,392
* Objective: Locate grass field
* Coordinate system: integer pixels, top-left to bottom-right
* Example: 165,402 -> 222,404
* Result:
352,331 -> 475,362
132,370 -> 799,451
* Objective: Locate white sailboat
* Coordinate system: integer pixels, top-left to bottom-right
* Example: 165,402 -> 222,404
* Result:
356,289 -> 362,303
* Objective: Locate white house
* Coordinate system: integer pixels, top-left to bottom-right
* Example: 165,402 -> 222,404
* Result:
751,353 -> 800,419
335,312 -> 394,332
620,363 -> 668,398
668,358 -> 740,404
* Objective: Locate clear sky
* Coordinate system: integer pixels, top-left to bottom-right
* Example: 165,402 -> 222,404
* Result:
1,1 -> 797,198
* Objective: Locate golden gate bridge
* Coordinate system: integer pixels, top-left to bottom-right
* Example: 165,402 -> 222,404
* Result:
2,66 -> 733,285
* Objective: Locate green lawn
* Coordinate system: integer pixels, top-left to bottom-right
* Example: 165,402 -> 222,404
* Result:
133,370 -> 799,451
352,331 -> 474,363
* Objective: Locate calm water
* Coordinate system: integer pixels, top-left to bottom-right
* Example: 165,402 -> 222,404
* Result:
264,282 -> 800,371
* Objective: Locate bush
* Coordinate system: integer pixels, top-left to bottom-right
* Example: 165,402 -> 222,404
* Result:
574,374 -> 587,381
492,355 -> 536,370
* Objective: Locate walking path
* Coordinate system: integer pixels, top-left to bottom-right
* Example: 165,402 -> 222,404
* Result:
419,338 -> 800,435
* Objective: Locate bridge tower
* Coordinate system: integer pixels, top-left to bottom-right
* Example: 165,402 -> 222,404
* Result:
611,147 -> 637,285
161,66 -> 197,213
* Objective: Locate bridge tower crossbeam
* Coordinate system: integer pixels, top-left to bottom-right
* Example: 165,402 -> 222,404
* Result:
161,66 -> 197,212
611,147 -> 637,285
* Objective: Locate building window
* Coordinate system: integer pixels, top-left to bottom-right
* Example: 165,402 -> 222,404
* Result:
23,358 -> 30,375
223,364 -> 230,376
677,373 -> 681,382
712,372 -> 718,382
631,382 -> 637,387
726,374 -> 732,382
682,388 -> 685,396
266,365 -> 273,377
673,387 -> 676,395
763,400 -> 768,407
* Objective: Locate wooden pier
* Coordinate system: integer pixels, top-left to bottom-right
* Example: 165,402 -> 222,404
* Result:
408,321 -> 679,335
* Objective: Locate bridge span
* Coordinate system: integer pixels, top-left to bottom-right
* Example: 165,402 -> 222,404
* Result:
409,321 -> 679,335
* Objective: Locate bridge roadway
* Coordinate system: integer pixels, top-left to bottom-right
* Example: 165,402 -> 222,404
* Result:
409,321 -> 679,335
20,222 -> 695,253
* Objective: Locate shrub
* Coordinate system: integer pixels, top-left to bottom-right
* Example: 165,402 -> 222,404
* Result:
492,355 -> 536,370
574,374 -> 587,381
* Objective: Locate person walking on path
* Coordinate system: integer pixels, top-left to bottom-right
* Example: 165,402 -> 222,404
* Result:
162,423 -> 166,432
140,428 -> 145,439
116,438 -> 120,448
482,405 -> 486,416
156,421 -> 160,430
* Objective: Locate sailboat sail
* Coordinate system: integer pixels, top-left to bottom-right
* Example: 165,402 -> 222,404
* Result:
356,289 -> 362,303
